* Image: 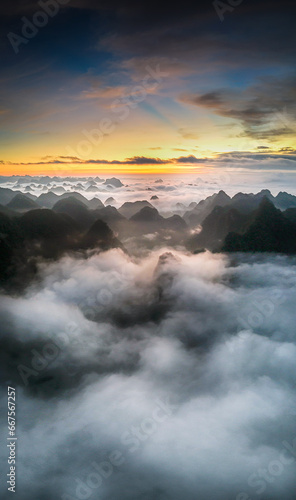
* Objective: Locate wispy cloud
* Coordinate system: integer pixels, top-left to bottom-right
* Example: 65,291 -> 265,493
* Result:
2,149 -> 296,170
180,76 -> 296,140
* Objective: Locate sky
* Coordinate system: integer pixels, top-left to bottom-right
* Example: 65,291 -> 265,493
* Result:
0,0 -> 296,175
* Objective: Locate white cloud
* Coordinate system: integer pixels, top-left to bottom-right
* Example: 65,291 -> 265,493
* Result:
1,248 -> 296,499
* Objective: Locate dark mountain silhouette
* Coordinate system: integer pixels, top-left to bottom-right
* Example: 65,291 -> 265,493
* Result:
0,203 -> 17,217
52,197 -> 95,230
275,192 -> 296,210
0,187 -> 23,205
131,206 -> 163,223
12,210 -> 80,262
186,206 -> 249,252
183,189 -> 278,228
59,191 -> 89,205
38,191 -> 101,210
0,209 -> 78,274
0,205 -> 124,290
90,206 -> 127,236
164,215 -> 187,231
6,193 -> 39,211
21,192 -> 37,201
119,200 -> 153,218
189,202 -> 197,209
93,206 -> 126,223
37,192 -> 60,208
130,206 -> 187,235
0,237 -> 15,282
3,187 -> 296,292
80,219 -> 122,251
185,193 -> 296,254
0,212 -> 27,287
85,185 -> 99,192
284,208 -> 296,224
103,178 -> 123,188
183,190 -> 231,227
105,197 -> 115,204
0,212 -> 20,238
17,209 -> 78,241
230,189 -> 275,213
87,197 -> 104,210
223,198 -> 296,253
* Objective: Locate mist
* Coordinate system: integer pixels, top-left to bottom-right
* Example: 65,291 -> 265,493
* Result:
1,248 -> 296,500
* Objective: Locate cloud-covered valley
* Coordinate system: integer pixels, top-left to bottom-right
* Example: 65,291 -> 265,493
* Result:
1,246 -> 296,500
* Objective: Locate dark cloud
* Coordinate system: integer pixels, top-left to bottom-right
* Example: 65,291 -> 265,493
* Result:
173,155 -> 209,164
2,151 -> 296,172
120,156 -> 168,165
92,0 -> 296,79
180,76 -> 296,140
0,156 -> 169,166
217,151 -> 296,162
2,1 -> 296,77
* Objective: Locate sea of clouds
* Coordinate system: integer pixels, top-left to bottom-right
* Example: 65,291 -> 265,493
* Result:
2,170 -> 296,214
1,247 -> 296,500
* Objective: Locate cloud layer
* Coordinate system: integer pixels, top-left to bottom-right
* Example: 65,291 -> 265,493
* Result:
1,248 -> 296,499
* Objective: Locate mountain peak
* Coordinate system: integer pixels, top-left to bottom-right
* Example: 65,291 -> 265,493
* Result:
6,193 -> 38,211
131,206 -> 162,222
257,195 -> 278,214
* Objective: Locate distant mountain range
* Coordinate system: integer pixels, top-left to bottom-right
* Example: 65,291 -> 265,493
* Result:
223,198 -> 296,254
183,189 -> 296,228
185,190 -> 296,253
1,187 -> 296,290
